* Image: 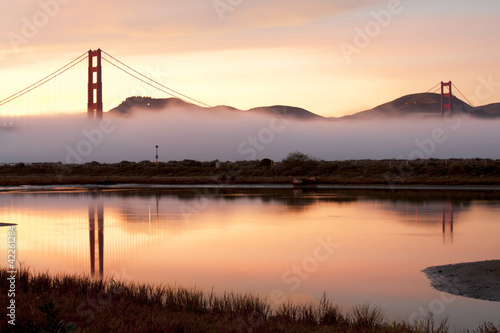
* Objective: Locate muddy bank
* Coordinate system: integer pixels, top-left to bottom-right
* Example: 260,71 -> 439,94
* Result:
423,260 -> 500,302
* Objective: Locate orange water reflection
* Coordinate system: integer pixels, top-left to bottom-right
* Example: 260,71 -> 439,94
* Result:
1,188 -> 499,329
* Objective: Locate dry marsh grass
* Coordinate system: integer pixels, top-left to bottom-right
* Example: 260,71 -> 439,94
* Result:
1,268 -> 499,332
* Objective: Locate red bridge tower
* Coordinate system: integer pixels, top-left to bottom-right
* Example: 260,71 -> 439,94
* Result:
440,81 -> 452,118
88,49 -> 103,119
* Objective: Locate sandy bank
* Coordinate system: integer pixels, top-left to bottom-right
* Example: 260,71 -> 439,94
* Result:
423,260 -> 500,302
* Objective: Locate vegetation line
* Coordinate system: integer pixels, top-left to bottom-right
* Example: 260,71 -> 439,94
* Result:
1,154 -> 500,187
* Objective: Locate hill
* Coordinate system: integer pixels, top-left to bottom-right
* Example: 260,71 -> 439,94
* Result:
108,94 -> 500,120
339,93 -> 500,120
477,102 -> 500,117
109,96 -> 324,121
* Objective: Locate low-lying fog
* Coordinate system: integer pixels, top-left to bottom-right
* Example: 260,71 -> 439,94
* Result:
1,107 -> 499,163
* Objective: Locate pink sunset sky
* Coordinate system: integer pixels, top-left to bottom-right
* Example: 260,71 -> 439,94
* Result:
1,0 -> 499,117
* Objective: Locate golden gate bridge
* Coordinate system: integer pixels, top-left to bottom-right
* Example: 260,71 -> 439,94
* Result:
0,48 -> 476,124
0,49 -> 212,124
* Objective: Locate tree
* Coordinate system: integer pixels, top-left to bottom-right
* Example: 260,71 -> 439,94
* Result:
282,151 -> 316,164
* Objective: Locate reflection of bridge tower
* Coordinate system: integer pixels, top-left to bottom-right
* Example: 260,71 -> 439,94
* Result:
89,202 -> 104,278
442,202 -> 454,243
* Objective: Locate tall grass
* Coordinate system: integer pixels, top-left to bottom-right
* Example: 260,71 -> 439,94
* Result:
349,303 -> 384,328
0,267 -> 497,332
412,307 -> 450,333
273,294 -> 345,326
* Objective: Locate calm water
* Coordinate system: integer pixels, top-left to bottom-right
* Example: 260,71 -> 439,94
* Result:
1,186 -> 499,330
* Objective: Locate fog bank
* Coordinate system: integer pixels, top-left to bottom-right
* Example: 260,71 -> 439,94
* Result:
1,109 -> 499,163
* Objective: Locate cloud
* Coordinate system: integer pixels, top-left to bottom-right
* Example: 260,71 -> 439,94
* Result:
0,0 -> 381,57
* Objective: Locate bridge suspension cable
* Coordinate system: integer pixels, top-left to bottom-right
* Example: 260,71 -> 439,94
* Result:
426,82 -> 442,94
0,52 -> 88,108
101,50 -> 212,108
451,83 -> 475,107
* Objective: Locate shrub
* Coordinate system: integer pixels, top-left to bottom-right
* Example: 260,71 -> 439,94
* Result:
282,151 -> 316,164
259,158 -> 273,167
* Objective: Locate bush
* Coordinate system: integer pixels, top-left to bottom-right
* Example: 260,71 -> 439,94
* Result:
282,151 -> 316,164
259,158 -> 273,167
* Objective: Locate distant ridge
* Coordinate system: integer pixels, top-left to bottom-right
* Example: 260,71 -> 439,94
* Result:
109,96 -> 325,120
109,94 -> 500,120
478,103 -> 500,116
338,93 -> 498,120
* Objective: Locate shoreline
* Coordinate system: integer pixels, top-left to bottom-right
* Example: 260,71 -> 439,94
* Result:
2,175 -> 500,189
1,182 -> 500,192
423,260 -> 500,302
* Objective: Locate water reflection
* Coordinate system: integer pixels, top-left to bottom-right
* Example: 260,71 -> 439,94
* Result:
1,187 -> 499,330
88,202 -> 104,278
400,201 -> 455,244
442,203 -> 454,244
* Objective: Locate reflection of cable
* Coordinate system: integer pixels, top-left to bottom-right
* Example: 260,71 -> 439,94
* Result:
0,52 -> 88,108
102,50 -> 212,108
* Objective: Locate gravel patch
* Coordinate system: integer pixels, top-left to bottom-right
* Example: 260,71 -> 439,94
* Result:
423,260 -> 500,302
